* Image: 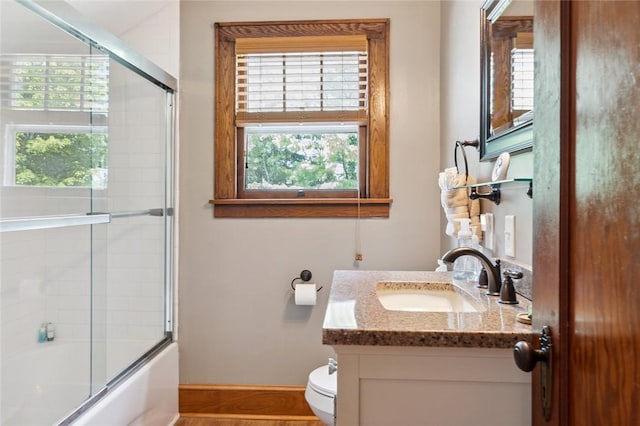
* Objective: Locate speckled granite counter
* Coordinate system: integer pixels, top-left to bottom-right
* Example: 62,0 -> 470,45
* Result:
322,270 -> 533,348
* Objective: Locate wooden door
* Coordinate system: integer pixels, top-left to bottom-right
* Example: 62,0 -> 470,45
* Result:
532,1 -> 640,424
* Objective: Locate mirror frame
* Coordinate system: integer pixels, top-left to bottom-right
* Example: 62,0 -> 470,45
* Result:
479,0 -> 534,161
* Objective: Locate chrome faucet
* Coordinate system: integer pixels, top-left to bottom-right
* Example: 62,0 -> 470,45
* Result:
440,247 -> 502,296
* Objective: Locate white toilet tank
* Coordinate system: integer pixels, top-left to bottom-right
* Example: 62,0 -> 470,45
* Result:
305,365 -> 337,426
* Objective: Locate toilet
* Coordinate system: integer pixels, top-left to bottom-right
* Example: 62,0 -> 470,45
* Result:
305,364 -> 337,426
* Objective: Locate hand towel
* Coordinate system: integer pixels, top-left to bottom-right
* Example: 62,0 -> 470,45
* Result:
440,171 -> 481,238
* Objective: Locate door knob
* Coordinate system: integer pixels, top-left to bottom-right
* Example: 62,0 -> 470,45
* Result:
513,325 -> 553,421
513,340 -> 548,372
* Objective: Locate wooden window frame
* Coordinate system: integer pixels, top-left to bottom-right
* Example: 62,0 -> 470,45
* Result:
210,19 -> 391,218
490,16 -> 534,132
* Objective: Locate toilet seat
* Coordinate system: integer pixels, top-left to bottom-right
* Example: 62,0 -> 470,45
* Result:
308,365 -> 337,397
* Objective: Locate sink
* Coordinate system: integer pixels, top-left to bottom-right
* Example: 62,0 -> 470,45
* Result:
376,281 -> 481,313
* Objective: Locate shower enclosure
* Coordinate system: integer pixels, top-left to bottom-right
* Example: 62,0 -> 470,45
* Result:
0,1 -> 176,424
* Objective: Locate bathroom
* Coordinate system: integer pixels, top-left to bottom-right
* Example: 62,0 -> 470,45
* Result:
177,0 -> 533,390
2,0 -> 638,425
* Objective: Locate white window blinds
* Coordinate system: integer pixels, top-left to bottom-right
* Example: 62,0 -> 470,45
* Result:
511,31 -> 534,112
511,48 -> 534,111
235,35 -> 368,125
1,54 -> 109,112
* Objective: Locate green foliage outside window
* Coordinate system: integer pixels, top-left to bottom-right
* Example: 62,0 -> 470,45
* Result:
15,132 -> 108,187
245,131 -> 358,190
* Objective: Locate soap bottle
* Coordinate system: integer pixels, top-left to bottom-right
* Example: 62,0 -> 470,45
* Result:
468,226 -> 483,283
453,218 -> 474,281
46,322 -> 55,341
38,323 -> 46,343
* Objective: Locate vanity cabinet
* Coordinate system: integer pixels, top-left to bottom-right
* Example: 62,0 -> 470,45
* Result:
334,345 -> 531,426
323,270 -> 533,426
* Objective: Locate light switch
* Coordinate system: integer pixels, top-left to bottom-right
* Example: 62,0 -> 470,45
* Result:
505,215 -> 515,257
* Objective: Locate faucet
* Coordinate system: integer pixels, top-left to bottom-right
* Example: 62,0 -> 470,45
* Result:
440,247 -> 502,296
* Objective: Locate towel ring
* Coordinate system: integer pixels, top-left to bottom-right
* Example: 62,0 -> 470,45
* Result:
454,139 -> 479,183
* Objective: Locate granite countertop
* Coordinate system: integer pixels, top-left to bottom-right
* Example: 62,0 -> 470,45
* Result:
322,270 -> 533,348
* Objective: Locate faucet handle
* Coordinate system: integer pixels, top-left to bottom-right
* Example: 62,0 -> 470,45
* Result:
476,268 -> 488,289
503,269 -> 523,279
498,272 -> 520,305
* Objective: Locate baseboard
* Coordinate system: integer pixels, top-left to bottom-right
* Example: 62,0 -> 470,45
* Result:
179,384 -> 318,420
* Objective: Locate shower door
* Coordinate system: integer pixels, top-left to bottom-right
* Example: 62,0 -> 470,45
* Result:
0,1 -> 176,424
90,55 -> 174,393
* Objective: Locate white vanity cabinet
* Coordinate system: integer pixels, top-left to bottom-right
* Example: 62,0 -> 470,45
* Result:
334,345 -> 531,426
323,270 -> 533,426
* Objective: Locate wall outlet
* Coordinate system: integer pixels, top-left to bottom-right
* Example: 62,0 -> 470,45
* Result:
505,215 -> 515,257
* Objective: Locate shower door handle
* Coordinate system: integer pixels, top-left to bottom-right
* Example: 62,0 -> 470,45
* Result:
0,213 -> 111,233
0,207 -> 168,233
87,208 -> 166,218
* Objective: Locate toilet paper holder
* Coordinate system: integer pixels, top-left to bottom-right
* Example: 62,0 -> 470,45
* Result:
291,269 -> 323,292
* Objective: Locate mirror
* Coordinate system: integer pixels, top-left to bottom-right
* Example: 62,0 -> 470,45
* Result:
480,0 -> 534,161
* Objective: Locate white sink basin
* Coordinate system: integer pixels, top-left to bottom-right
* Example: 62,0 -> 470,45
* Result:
376,281 -> 481,313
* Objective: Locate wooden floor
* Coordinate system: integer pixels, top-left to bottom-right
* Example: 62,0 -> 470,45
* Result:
177,384 -> 325,426
175,417 -> 324,426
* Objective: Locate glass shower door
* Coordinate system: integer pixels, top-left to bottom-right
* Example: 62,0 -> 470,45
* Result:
0,2 -> 104,423
0,1 -> 175,424
90,57 -> 173,388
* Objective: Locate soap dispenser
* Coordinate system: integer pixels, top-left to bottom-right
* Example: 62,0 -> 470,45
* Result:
453,218 -> 474,281
469,226 -> 483,283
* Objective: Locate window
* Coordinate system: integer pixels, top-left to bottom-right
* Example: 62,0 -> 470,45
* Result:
510,32 -> 534,125
1,54 -> 110,189
489,18 -> 533,133
4,125 -> 108,188
211,19 -> 390,218
511,49 -> 533,111
3,54 -> 109,112
242,125 -> 360,193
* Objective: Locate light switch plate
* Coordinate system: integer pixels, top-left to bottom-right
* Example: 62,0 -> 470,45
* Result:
505,215 -> 515,257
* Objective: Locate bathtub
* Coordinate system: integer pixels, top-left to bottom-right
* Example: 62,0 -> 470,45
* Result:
1,341 -> 178,425
72,342 -> 178,426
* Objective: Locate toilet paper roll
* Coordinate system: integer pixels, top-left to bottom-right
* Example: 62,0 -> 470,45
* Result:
295,283 -> 317,306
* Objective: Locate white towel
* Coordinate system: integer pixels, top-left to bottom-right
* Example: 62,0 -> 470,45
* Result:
439,169 -> 481,238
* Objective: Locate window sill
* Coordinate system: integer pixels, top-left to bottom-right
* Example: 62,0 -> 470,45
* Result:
209,198 -> 392,218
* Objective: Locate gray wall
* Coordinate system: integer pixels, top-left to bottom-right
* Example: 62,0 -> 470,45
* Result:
440,0 -> 533,266
178,1 -> 443,385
